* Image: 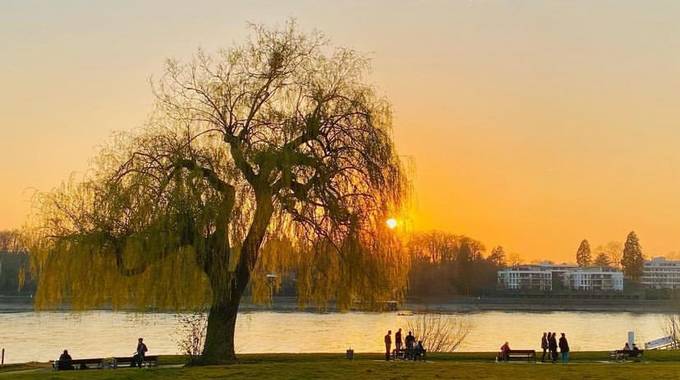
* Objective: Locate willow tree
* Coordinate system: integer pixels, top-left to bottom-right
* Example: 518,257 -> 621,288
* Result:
27,23 -> 408,363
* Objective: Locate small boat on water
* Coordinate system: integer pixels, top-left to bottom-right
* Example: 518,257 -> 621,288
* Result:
397,310 -> 414,316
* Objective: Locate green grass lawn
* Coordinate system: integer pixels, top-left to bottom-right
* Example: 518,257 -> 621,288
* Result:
3,352 -> 680,379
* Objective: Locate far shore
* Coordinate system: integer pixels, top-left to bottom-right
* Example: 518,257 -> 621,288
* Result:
2,295 -> 679,314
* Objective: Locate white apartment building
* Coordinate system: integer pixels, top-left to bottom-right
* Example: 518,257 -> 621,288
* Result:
564,268 -> 624,291
641,257 -> 680,289
497,265 -> 553,291
498,264 -> 624,291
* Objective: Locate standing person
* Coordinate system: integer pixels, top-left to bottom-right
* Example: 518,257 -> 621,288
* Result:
405,331 -> 415,359
558,333 -> 570,364
548,332 -> 558,363
541,332 -> 549,362
395,328 -> 403,356
384,330 -> 392,361
132,338 -> 148,367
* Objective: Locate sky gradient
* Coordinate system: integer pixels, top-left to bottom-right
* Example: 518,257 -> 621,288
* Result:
2,0 -> 680,262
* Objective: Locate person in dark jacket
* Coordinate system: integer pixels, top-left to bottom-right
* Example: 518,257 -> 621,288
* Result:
541,332 -> 549,362
632,344 -> 641,358
558,333 -> 570,363
405,331 -> 416,359
414,340 -> 426,361
548,332 -> 558,363
132,338 -> 148,367
384,330 -> 392,361
57,350 -> 73,370
395,328 -> 403,355
499,341 -> 511,361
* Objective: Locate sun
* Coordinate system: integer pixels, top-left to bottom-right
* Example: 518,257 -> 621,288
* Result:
386,218 -> 398,230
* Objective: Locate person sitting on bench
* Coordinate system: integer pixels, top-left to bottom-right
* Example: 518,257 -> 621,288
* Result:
631,344 -> 641,357
57,350 -> 74,370
414,340 -> 427,360
499,341 -> 511,361
132,337 -> 148,367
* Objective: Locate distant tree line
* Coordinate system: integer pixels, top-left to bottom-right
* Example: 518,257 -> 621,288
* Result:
0,227 -> 652,298
0,230 -> 25,253
0,230 -> 34,294
406,231 -> 505,297
0,252 -> 34,294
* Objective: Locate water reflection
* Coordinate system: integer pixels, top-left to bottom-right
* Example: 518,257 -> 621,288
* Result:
0,310 -> 667,364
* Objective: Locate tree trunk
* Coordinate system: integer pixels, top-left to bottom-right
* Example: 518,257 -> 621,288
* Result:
198,189 -> 273,364
200,288 -> 242,364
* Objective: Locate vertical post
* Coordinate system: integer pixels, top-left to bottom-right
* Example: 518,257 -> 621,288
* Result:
1,347 -> 4,367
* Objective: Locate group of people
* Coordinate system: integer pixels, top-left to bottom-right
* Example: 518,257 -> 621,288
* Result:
384,328 -> 426,361
56,338 -> 148,370
498,332 -> 571,363
622,342 -> 642,357
540,332 -> 570,363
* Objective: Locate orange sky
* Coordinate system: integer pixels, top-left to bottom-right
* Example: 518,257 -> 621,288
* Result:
2,1 -> 680,262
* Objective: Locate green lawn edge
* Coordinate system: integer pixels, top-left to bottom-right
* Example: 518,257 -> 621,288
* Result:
3,351 -> 680,380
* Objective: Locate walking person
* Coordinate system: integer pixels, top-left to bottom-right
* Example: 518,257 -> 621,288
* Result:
384,330 -> 392,361
558,333 -> 570,364
132,337 -> 148,368
548,332 -> 558,363
395,328 -> 403,356
541,332 -> 549,362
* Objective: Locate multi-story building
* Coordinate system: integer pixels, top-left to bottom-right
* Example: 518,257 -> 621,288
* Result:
564,268 -> 623,291
641,257 -> 680,289
498,264 -> 624,292
497,265 -> 553,291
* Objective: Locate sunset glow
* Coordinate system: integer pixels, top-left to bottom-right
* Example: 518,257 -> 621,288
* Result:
3,1 -> 680,262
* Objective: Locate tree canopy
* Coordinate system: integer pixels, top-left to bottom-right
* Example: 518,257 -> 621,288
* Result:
621,231 -> 644,281
593,252 -> 611,267
487,246 -> 506,268
26,22 -> 409,362
594,241 -> 623,269
407,231 -> 501,297
576,239 -> 592,267
0,230 -> 25,253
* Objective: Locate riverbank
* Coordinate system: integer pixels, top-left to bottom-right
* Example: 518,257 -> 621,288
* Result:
3,352 -> 680,379
405,296 -> 680,313
3,295 -> 680,314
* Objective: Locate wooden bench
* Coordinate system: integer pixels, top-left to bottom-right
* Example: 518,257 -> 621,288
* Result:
498,350 -> 536,362
52,358 -> 109,370
112,355 -> 158,368
52,355 -> 158,370
391,349 -> 427,361
609,350 -> 643,361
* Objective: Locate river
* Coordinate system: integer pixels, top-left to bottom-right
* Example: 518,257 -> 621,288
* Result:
0,310 -> 671,364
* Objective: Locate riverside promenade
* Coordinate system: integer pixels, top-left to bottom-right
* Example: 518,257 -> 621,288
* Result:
3,352 -> 680,379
